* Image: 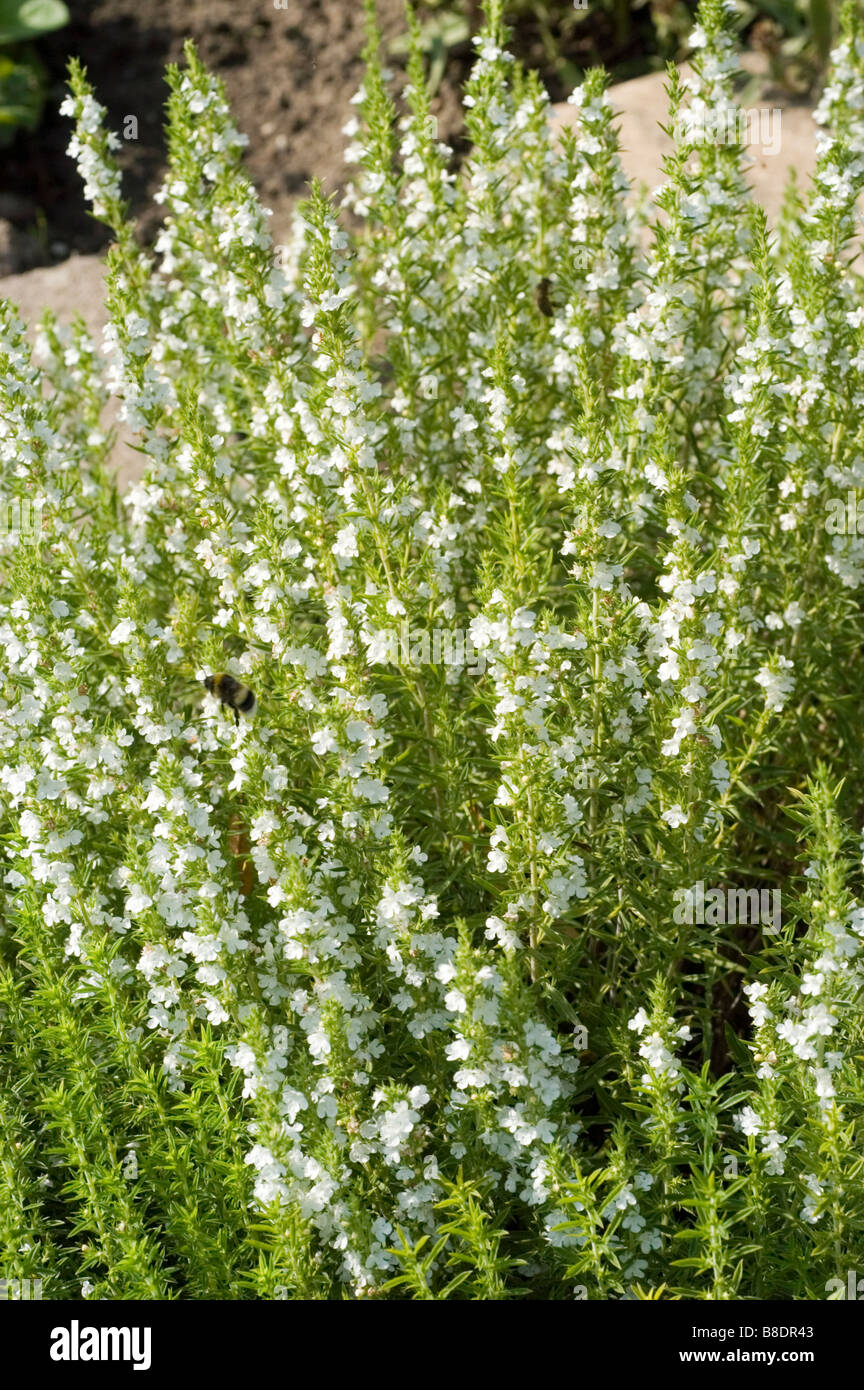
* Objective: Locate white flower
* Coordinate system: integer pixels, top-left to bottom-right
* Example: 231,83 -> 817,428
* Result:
108,619 -> 136,645
735,1105 -> 762,1137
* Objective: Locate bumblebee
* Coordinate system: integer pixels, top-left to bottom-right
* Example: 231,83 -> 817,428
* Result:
203,673 -> 256,725
535,277 -> 557,318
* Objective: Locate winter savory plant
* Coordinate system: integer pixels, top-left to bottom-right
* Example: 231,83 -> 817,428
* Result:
2,0 -> 864,1302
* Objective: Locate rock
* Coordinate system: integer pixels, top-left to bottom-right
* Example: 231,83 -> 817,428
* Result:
0,255 -> 141,486
0,221 -> 16,278
0,253 -> 108,338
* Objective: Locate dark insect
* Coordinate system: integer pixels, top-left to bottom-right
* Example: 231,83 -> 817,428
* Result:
204,673 -> 256,725
535,277 -> 556,317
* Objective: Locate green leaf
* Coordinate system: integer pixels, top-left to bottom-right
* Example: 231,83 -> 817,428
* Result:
0,0 -> 69,44
388,12 -> 469,58
0,47 -> 43,141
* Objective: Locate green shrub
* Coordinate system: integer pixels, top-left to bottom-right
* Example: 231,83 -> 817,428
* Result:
2,0 -> 864,1300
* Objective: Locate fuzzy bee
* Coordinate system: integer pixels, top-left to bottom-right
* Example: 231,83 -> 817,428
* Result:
535,277 -> 557,318
203,673 -> 256,725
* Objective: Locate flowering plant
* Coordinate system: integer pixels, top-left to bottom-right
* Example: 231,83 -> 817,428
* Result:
2,0 -> 864,1301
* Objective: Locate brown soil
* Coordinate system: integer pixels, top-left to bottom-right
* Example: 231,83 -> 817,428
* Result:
4,0 -> 434,265
1,0 -> 692,273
